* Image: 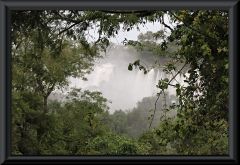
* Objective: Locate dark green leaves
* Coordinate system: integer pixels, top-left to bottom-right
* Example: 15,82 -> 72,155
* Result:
128,64 -> 133,71
157,79 -> 168,90
163,78 -> 169,82
133,59 -> 140,66
128,60 -> 141,71
225,63 -> 228,70
128,60 -> 148,74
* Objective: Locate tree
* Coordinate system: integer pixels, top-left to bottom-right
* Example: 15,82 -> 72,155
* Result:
86,132 -> 142,155
11,11 -> 102,154
99,94 -> 177,138
12,10 -> 228,155
125,10 -> 228,154
51,88 -> 110,155
94,10 -> 228,154
160,10 -> 228,154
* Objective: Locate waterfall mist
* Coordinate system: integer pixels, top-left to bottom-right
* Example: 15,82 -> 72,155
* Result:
60,45 -> 186,114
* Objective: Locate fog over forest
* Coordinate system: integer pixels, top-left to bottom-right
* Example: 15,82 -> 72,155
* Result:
50,44 -> 188,114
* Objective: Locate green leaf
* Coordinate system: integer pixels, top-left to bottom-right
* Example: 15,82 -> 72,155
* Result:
133,60 -> 140,66
209,56 -> 214,61
128,64 -> 133,71
163,78 -> 169,82
139,66 -> 144,70
224,77 -> 228,83
225,63 -> 228,69
175,84 -> 180,88
176,88 -> 181,95
163,83 -> 168,89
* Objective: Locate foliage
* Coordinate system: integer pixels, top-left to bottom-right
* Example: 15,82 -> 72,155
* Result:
102,10 -> 228,154
12,10 -> 228,155
100,94 -> 177,138
86,132 -> 142,155
125,10 -> 228,154
11,11 -> 104,155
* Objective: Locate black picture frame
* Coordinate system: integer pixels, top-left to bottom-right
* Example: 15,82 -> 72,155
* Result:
0,0 -> 239,164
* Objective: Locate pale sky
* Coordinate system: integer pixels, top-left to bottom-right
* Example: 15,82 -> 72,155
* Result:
108,22 -> 166,44
86,14 -> 174,44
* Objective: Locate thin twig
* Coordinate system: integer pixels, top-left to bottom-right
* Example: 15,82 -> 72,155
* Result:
149,63 -> 187,129
162,90 -> 167,120
161,15 -> 173,31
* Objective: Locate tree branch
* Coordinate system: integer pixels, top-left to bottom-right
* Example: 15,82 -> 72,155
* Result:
161,15 -> 173,31
58,21 -> 82,36
149,62 -> 188,129
168,11 -> 216,40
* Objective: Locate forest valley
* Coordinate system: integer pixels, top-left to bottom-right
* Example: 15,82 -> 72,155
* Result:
12,10 -> 228,155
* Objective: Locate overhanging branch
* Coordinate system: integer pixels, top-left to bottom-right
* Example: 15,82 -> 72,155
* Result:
168,11 -> 216,40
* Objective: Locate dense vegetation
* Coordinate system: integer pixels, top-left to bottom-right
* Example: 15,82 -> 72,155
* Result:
12,10 -> 228,155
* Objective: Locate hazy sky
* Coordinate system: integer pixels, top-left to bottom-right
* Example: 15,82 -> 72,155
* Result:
87,14 -> 174,44
109,22 -> 165,44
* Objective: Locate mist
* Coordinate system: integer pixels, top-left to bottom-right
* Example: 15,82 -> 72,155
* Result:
55,44 -> 185,114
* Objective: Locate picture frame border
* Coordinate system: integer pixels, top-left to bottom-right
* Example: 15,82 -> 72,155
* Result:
0,0 -> 238,164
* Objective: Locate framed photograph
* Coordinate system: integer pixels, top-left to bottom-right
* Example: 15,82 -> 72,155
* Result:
0,0 -> 238,164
